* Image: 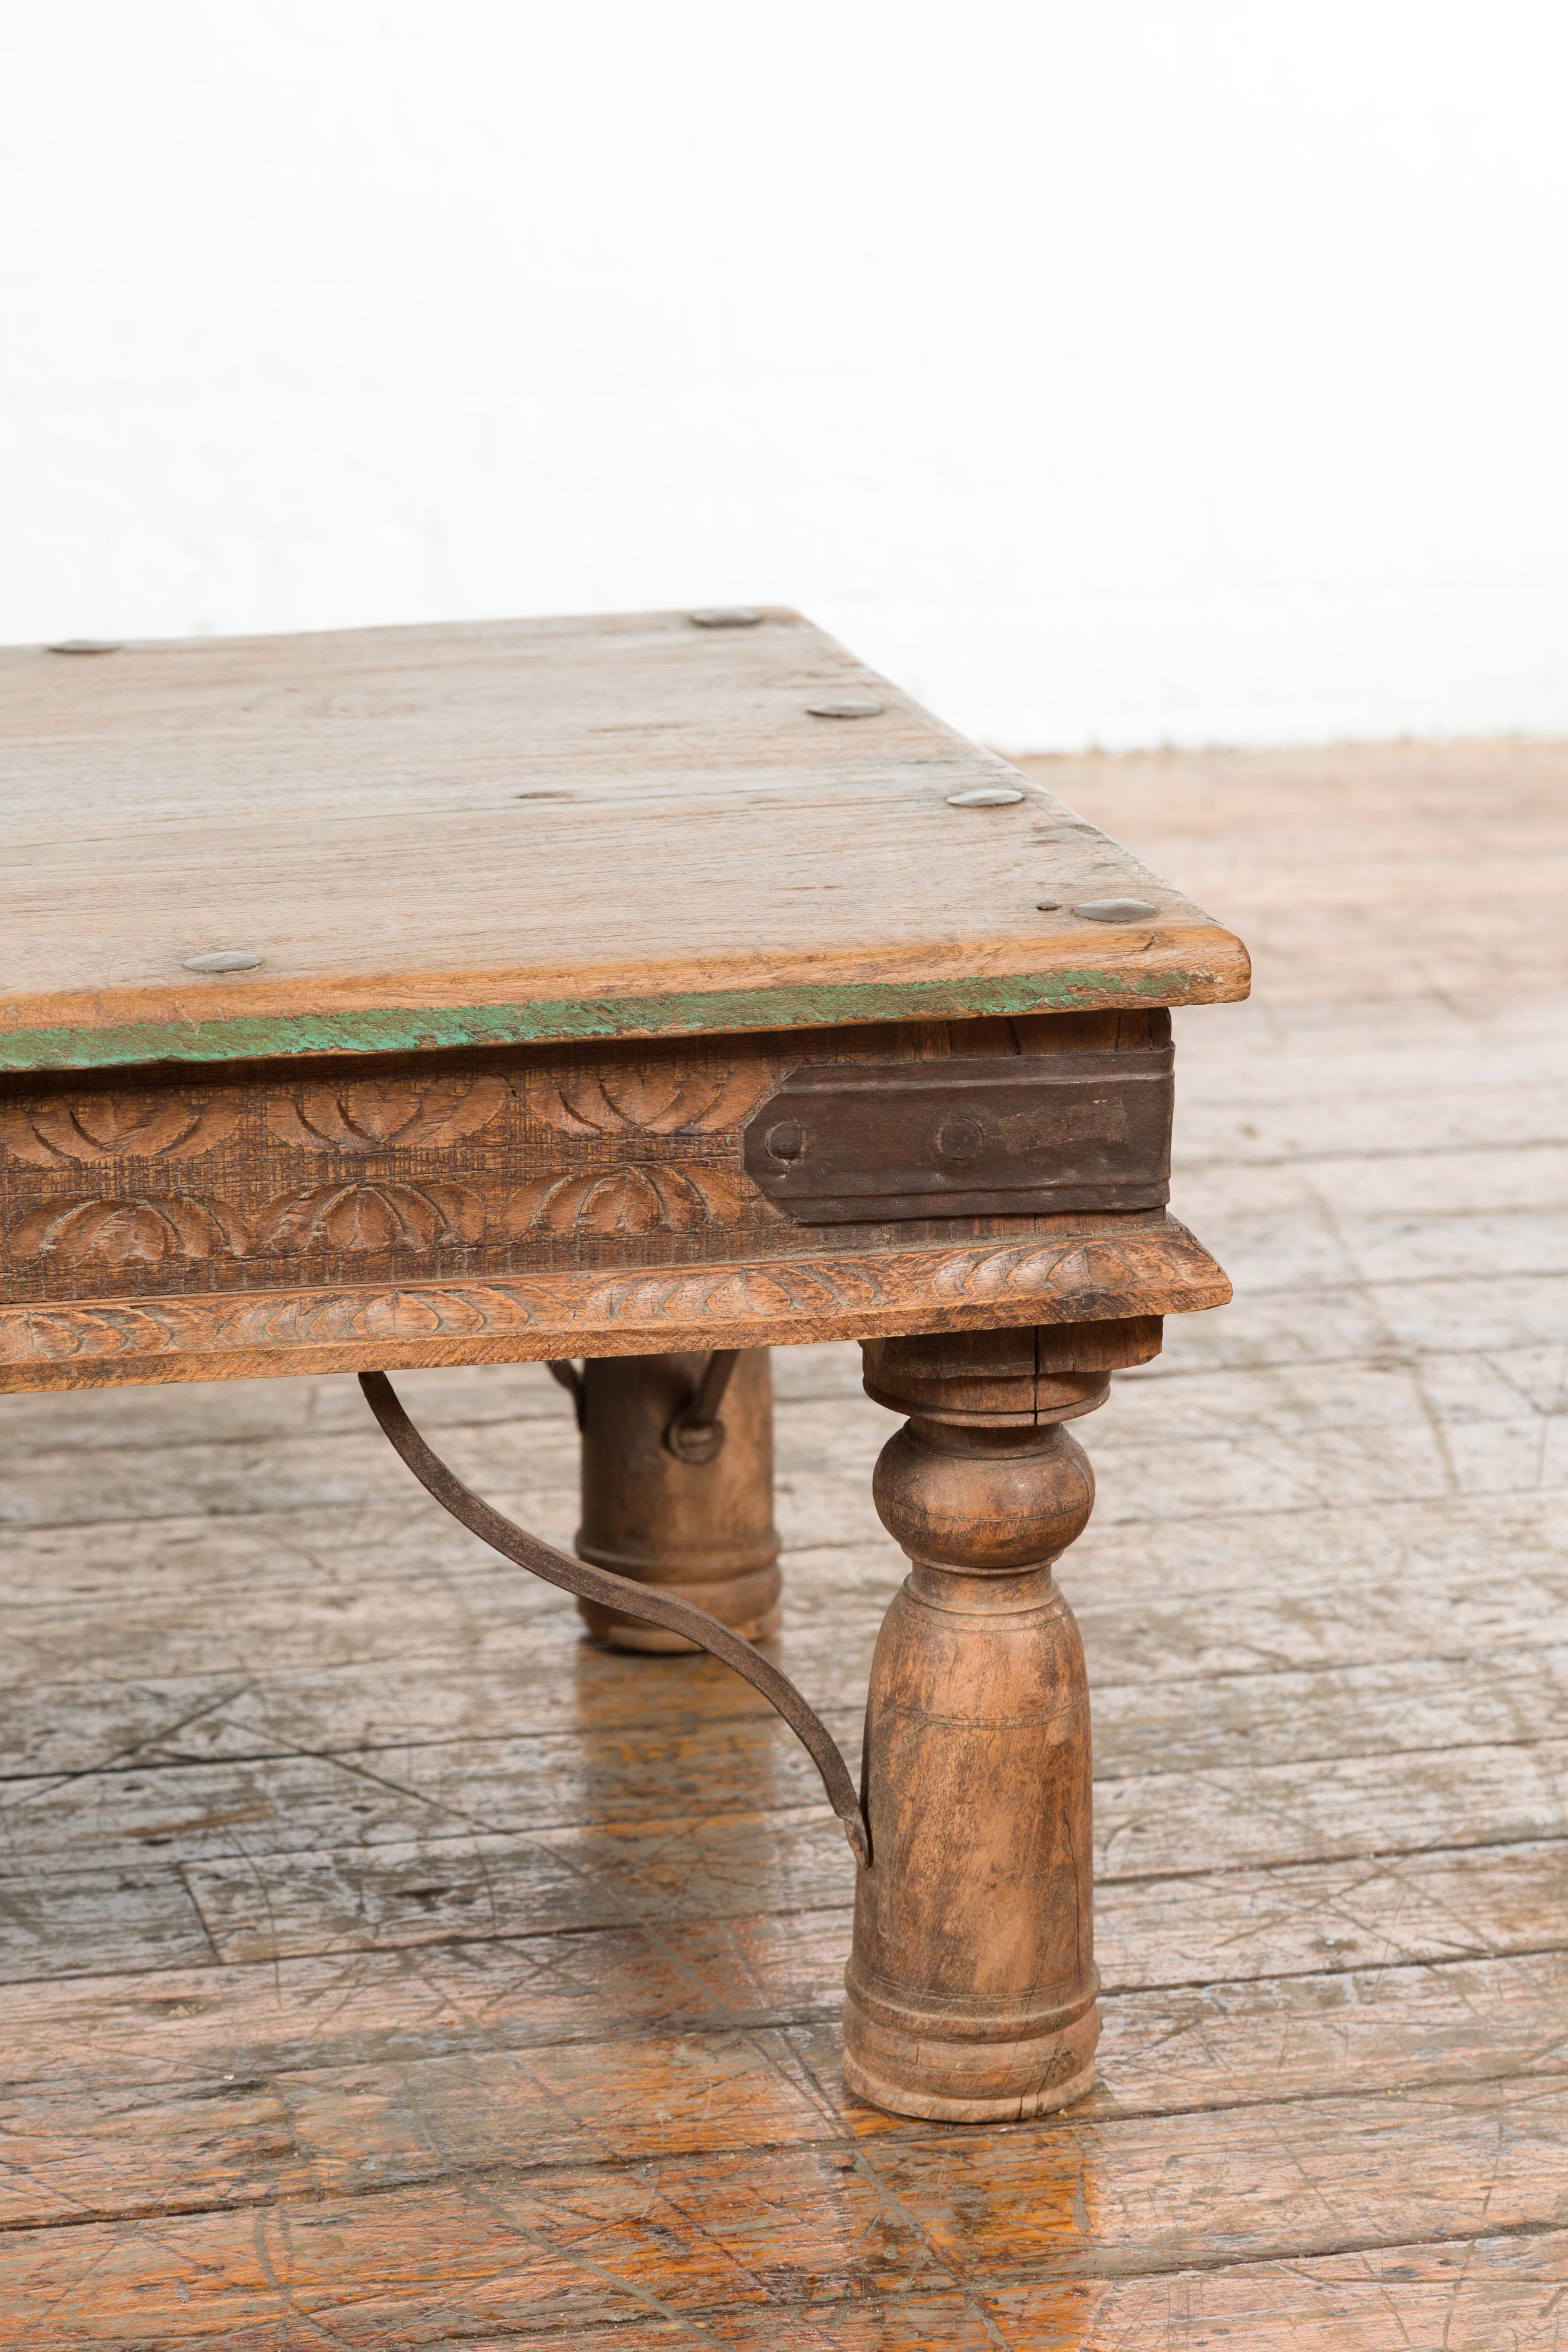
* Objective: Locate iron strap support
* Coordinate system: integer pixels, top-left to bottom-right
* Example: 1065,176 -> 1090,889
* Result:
358,1369 -> 870,1866
662,1346 -> 739,1463
546,1348 -> 740,1460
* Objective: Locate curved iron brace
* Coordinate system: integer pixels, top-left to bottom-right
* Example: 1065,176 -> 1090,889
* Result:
358,1371 -> 870,1866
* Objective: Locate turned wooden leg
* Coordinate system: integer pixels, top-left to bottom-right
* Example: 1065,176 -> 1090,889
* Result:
573,1348 -> 782,1652
843,1319 -> 1160,2122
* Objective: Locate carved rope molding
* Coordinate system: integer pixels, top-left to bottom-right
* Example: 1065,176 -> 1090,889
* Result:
0,1224 -> 1231,1375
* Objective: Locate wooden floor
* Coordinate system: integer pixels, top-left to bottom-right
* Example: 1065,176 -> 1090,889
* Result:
3,737 -> 1566,2348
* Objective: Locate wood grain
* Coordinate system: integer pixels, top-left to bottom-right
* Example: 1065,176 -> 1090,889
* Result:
4,1937 -> 1563,2121
0,612 -> 1248,1071
0,2257 -> 1560,2352
10,1949 -> 1568,2231
15,1707 -> 1562,1889
2,2090 -> 1565,2345
4,1628 -> 1565,1786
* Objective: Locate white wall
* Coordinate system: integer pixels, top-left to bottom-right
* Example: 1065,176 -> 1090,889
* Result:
2,1 -> 1564,749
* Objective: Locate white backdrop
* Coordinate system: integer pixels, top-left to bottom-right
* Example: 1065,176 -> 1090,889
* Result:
2,1 -> 1564,748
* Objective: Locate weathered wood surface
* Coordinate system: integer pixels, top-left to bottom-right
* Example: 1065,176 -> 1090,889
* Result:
15,1710 -> 1564,1891
1,738 -> 1566,2342
0,614 -> 1247,1073
0,1009 -> 1228,1392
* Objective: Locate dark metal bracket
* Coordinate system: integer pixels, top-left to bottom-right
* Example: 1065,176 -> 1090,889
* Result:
742,1046 -> 1175,1224
358,1369 -> 870,1865
545,1348 -> 740,1464
663,1347 -> 739,1463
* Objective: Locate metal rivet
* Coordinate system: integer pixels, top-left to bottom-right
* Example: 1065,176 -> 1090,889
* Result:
947,786 -> 1024,807
182,950 -> 265,973
1035,900 -> 1062,911
1072,894 -> 1161,922
936,1115 -> 985,1162
689,607 -> 762,628
48,638 -> 122,655
806,698 -> 883,720
766,1119 -> 804,1162
1071,898 -> 1159,922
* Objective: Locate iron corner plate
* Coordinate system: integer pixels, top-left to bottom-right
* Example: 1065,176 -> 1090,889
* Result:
741,1047 -> 1175,1224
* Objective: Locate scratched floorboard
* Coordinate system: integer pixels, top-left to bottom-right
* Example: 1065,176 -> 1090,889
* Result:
1,740 -> 1565,2348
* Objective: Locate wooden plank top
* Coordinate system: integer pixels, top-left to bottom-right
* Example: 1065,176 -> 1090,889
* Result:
0,609 -> 1248,1072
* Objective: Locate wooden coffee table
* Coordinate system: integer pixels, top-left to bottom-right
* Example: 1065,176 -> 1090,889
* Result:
0,607 -> 1248,2122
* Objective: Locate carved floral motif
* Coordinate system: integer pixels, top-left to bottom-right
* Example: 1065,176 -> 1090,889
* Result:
498,1162 -> 751,1237
250,1180 -> 487,1255
11,1195 -> 249,1268
1,1073 -> 512,1175
9,1179 -> 487,1267
0,1096 -> 242,1169
265,1075 -> 509,1153
530,1064 -> 773,1137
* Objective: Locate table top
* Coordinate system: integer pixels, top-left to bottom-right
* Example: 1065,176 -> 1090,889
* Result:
1,608 -> 1248,1073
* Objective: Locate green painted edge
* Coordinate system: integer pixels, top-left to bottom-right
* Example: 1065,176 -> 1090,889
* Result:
0,968 -> 1214,1075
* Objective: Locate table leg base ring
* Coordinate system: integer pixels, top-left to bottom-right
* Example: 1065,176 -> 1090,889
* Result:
841,2004 -> 1099,2123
